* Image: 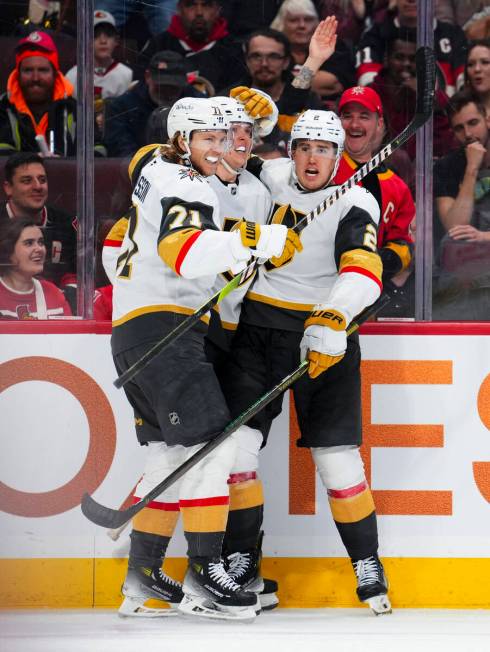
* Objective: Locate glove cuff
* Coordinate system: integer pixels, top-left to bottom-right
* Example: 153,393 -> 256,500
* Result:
305,307 -> 346,332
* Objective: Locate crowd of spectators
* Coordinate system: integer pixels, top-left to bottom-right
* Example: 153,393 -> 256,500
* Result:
0,0 -> 489,321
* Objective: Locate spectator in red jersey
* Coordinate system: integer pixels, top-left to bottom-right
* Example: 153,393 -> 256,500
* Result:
369,36 -> 457,160
334,85 -> 415,316
0,218 -> 71,319
355,0 -> 467,97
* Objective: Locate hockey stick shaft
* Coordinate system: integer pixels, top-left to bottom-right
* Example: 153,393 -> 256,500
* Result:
113,46 -> 435,390
82,293 -> 391,530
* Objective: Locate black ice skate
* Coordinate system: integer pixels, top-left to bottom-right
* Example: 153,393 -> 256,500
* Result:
119,565 -> 184,617
226,549 -> 279,610
179,557 -> 258,621
352,555 -> 392,615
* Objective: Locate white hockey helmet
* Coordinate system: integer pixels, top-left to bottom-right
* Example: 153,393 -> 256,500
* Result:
167,97 -> 231,142
214,96 -> 255,126
289,110 -> 345,181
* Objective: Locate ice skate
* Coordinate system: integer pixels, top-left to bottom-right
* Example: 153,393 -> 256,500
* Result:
118,565 -> 184,617
179,557 -> 258,622
352,555 -> 392,615
226,549 -> 279,610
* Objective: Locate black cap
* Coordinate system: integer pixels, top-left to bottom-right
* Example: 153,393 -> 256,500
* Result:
149,51 -> 188,86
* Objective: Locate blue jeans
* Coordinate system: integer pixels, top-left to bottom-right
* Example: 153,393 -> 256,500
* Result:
95,0 -> 177,34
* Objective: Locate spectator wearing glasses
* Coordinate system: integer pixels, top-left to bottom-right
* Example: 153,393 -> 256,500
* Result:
223,21 -> 339,149
138,0 -> 245,91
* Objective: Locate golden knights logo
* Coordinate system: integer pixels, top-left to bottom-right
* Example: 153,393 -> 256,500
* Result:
178,167 -> 203,182
265,203 -> 306,271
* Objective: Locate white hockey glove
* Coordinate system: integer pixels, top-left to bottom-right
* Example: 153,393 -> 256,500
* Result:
300,307 -> 347,379
237,220 -> 290,260
230,86 -> 279,136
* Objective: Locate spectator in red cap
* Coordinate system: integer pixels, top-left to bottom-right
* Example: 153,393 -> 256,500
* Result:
334,84 -> 415,316
0,31 -> 76,156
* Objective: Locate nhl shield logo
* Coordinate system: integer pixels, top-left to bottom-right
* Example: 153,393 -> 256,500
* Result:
169,412 -> 181,425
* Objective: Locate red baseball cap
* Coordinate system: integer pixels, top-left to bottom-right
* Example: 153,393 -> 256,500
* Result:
338,86 -> 383,116
15,31 -> 59,71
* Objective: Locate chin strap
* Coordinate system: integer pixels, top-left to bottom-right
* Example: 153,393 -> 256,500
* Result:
221,158 -> 240,176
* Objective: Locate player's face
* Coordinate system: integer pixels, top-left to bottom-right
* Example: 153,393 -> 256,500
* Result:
10,226 -> 46,277
224,122 -> 253,169
291,139 -> 337,191
340,102 -> 384,162
4,163 -> 48,213
189,129 -> 229,176
283,11 -> 318,47
18,56 -> 55,105
450,102 -> 490,147
467,45 -> 490,96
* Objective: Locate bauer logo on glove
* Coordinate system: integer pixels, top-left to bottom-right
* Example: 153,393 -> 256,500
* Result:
300,307 -> 347,378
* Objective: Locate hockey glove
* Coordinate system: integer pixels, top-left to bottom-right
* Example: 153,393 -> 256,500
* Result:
270,229 -> 303,267
230,86 -> 278,137
237,221 -> 288,260
300,307 -> 347,379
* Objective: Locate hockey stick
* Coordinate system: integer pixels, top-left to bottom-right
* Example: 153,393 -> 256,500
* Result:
82,293 -> 390,530
113,46 -> 435,390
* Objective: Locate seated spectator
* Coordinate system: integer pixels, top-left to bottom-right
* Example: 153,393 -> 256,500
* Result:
0,217 -> 72,319
271,0 -> 355,107
356,0 -> 467,96
103,50 -> 208,158
223,26 -> 328,148
0,152 -> 77,303
465,39 -> 490,115
0,31 -> 76,156
95,0 -> 178,36
334,85 -> 415,313
138,0 -> 245,91
65,10 -> 132,100
369,35 -> 456,160
433,89 -> 490,320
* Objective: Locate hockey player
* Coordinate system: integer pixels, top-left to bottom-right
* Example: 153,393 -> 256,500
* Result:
218,105 -> 392,615
112,96 -> 299,621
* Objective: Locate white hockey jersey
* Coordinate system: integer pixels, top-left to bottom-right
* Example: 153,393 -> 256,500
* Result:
243,157 -> 382,331
208,169 -> 272,331
66,61 -> 132,99
111,154 -> 251,352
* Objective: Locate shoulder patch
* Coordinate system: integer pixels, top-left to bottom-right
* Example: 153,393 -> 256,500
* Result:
178,167 -> 204,182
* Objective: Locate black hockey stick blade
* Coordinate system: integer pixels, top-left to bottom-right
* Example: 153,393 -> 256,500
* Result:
112,48 -> 434,391
82,293 -> 390,530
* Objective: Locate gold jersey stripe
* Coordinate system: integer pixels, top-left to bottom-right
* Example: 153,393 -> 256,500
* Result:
247,291 -> 315,312
106,216 -> 129,243
180,504 -> 228,533
221,320 -> 238,331
329,488 -> 375,523
128,143 -> 161,184
339,248 -> 383,283
132,508 -> 179,537
112,304 -> 210,327
384,241 -> 412,271
229,479 -> 264,512
158,228 -> 201,274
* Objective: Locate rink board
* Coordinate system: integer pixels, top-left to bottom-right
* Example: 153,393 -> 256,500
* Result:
1,323 -> 490,609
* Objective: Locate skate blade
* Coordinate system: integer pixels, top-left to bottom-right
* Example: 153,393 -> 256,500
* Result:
366,594 -> 392,616
118,596 -> 179,618
178,595 -> 257,622
259,592 -> 279,611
